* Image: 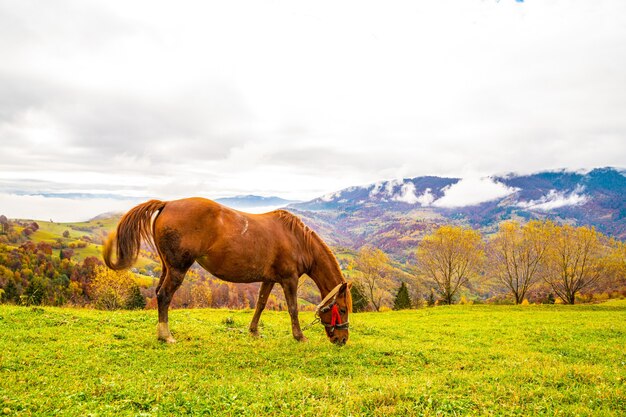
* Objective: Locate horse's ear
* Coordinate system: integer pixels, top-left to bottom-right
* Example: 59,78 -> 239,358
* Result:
339,282 -> 352,295
345,282 -> 353,313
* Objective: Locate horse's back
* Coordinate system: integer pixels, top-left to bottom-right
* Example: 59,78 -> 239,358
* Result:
153,198 -> 300,280
154,197 -> 245,246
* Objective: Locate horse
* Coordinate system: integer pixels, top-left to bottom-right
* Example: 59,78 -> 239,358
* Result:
103,197 -> 352,345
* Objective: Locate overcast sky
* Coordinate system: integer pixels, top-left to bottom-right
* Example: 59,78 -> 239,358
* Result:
1,0 -> 625,221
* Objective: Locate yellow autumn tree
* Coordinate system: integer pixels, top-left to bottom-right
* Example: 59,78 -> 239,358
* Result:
90,265 -> 141,310
603,239 -> 626,290
543,225 -> 608,304
416,225 -> 484,305
191,280 -> 213,308
352,246 -> 394,311
487,220 -> 553,304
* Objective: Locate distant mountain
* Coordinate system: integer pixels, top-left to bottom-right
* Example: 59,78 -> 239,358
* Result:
289,167 -> 626,259
90,211 -> 124,221
215,195 -> 298,210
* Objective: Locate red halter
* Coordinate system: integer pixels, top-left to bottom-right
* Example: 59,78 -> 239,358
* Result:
312,283 -> 350,333
330,304 -> 342,326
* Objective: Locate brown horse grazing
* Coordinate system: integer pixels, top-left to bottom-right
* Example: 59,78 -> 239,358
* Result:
103,197 -> 352,345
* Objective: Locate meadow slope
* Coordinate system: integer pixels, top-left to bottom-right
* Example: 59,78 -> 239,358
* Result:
1,302 -> 625,416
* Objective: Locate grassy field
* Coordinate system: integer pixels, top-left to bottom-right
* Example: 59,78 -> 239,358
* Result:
1,302 -> 625,416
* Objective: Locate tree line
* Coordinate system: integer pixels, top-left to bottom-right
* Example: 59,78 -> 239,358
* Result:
349,220 -> 626,311
0,242 -> 282,311
1,216 -> 624,311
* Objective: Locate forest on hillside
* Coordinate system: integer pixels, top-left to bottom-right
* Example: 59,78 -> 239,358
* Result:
0,215 -> 625,311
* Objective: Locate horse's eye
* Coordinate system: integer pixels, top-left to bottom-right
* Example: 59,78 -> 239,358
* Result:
340,308 -> 346,314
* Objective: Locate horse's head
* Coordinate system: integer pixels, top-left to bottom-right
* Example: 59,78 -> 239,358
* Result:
316,282 -> 352,346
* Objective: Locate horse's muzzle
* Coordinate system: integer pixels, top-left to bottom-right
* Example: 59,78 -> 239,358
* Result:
332,336 -> 347,346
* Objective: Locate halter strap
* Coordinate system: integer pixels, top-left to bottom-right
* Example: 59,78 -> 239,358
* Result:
315,283 -> 345,313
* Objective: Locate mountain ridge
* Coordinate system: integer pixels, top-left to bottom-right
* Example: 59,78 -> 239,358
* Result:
81,168 -> 625,260
287,167 -> 626,259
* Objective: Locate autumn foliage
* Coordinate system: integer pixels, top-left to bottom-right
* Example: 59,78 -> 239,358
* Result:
415,226 -> 484,305
0,214 -> 624,310
486,220 -> 551,304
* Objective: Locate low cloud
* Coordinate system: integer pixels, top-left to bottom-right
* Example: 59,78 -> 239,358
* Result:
384,179 -> 404,197
369,182 -> 384,197
416,188 -> 435,206
320,190 -> 342,202
0,193 -> 140,222
516,186 -> 588,211
432,177 -> 518,208
391,183 -> 436,206
392,182 -> 420,204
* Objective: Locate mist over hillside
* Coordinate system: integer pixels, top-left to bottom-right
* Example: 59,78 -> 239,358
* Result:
288,167 -> 626,258
5,167 -> 623,260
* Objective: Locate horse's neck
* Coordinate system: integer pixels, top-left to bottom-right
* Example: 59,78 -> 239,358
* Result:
308,240 -> 344,298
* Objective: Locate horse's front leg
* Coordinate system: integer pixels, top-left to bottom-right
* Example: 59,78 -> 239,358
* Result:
249,281 -> 275,336
281,277 -> 306,342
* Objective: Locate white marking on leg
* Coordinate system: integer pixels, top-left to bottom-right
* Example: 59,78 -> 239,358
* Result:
157,322 -> 176,343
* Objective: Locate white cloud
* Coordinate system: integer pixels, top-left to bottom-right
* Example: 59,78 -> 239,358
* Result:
320,191 -> 342,202
392,182 -> 420,204
416,188 -> 435,206
369,182 -> 383,196
432,178 -> 518,208
516,186 -> 588,211
384,179 -> 403,197
1,0 -> 625,219
390,182 -> 436,206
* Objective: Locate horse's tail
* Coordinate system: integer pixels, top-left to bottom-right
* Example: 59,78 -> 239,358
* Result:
103,199 -> 166,270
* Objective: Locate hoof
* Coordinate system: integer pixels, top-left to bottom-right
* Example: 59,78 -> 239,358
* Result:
295,335 -> 308,343
249,330 -> 260,338
157,334 -> 177,343
157,323 -> 175,343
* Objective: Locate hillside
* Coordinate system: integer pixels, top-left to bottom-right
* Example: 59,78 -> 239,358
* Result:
6,217 -> 157,268
289,167 -> 626,259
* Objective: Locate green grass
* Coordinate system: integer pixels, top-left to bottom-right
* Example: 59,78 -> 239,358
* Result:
1,302 -> 625,416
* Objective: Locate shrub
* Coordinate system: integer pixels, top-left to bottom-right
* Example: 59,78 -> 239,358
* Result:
350,283 -> 370,312
426,290 -> 436,307
459,296 -> 473,305
125,285 -> 146,310
90,266 -> 145,310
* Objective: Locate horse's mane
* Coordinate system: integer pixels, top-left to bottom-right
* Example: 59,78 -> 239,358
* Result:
273,210 -> 344,280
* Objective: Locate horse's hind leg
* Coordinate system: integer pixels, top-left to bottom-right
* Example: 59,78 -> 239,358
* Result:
156,267 -> 187,343
249,281 -> 275,336
281,277 -> 306,342
155,261 -> 167,295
